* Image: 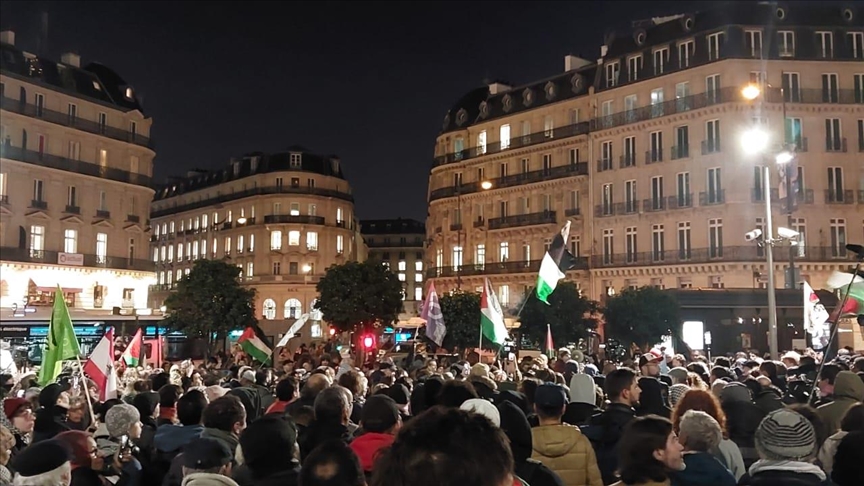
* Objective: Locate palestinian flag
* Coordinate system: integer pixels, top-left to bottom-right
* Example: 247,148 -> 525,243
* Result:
238,327 -> 272,364
480,278 -> 508,346
121,328 -> 143,367
826,271 -> 864,319
536,221 -> 577,304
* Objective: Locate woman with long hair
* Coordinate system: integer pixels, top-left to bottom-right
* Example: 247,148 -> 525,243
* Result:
671,389 -> 745,480
611,415 -> 684,486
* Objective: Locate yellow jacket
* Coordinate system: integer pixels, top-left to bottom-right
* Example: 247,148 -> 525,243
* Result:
531,424 -> 603,486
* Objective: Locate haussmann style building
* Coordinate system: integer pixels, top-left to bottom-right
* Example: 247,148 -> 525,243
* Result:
361,218 -> 426,320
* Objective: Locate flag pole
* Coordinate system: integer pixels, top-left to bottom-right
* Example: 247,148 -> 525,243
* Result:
75,355 -> 97,428
515,285 -> 537,318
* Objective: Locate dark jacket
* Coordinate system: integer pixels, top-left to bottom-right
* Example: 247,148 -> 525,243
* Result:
581,403 -> 636,485
635,378 -> 671,418
151,424 -> 205,486
563,402 -> 601,426
70,467 -> 104,486
232,464 -> 300,486
32,406 -> 71,443
669,452 -> 735,486
721,400 -> 764,469
816,371 -> 864,435
738,461 -> 831,486
298,421 -> 352,461
754,387 -> 784,416
497,401 -> 565,486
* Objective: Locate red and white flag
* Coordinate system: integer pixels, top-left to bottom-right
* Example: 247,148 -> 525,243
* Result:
84,327 -> 118,400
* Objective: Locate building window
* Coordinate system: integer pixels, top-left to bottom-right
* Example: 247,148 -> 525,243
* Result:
99,191 -> 107,211
289,153 -> 302,168
650,131 -> 663,163
96,233 -> 108,262
708,219 -> 723,258
66,185 -> 77,208
500,124 -> 510,149
778,31 -> 795,57
603,229 -> 614,265
68,141 -> 80,160
623,136 -> 636,167
452,246 -> 463,268
414,273 -> 423,283
477,130 -> 487,154
263,299 -> 276,320
544,116 -> 554,138
224,237 -> 231,255
678,221 -> 691,260
624,180 -> 636,213
600,141 -> 613,171
822,73 -> 839,103
475,244 -> 485,268
129,238 -> 136,262
783,72 -> 801,102
705,74 -> 720,102
177,243 -> 184,261
306,231 -> 318,251
678,40 -> 694,68
167,245 -> 173,262
705,119 -> 721,153
786,117 -> 804,146
652,225 -> 664,262
284,298 -> 302,319
745,30 -> 762,58
499,285 -> 510,307
0,173 -> 7,200
288,230 -> 300,246
601,183 -> 613,215
272,261 -> 281,275
827,167 -> 844,202
32,179 -> 44,202
397,273 -> 406,282
245,262 -> 253,277
289,262 -> 299,275
849,32 -> 864,59
605,61 -> 620,87
707,32 -> 723,60
625,227 -> 637,263
414,287 -> 422,301
336,235 -> 344,254
829,218 -> 847,257
627,55 -> 641,82
816,31 -> 833,58
651,176 -> 664,210
202,239 -> 208,256
248,234 -> 254,252
825,118 -> 842,152
499,242 -> 509,262
397,261 -> 407,271
237,235 -> 244,254
570,236 -> 581,257
707,167 -> 722,204
653,47 -> 669,75
521,244 -> 531,263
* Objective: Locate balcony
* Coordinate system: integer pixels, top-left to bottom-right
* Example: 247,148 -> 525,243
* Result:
616,200 -> 640,215
126,214 -> 140,223
667,194 -> 693,209
825,138 -> 847,153
825,189 -> 853,204
784,88 -> 864,105
699,190 -> 725,206
425,257 -> 590,278
594,204 -> 615,218
428,162 -> 587,201
596,159 -> 613,173
263,214 -> 326,225
564,208 -> 581,217
645,150 -> 663,165
366,239 -> 425,248
701,139 -> 721,155
96,209 -> 111,219
0,195 -> 8,204
619,154 -> 636,169
432,121 -> 590,167
0,145 -> 152,188
151,185 -> 354,218
488,211 -> 556,230
0,95 -> 154,149
590,87 -> 738,132
64,205 -> 80,214
591,245 -> 855,268
670,145 -> 690,160
642,198 -> 666,212
788,137 -> 808,153
449,223 -> 463,231
783,189 -> 814,207
0,246 -> 155,272
473,218 -> 486,228
30,199 -> 47,210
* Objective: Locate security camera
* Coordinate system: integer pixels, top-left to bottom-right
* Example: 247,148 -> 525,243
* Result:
745,229 -> 763,241
776,227 -> 800,239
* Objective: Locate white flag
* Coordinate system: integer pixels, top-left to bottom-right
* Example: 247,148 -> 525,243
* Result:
803,281 -> 830,350
276,314 -> 310,348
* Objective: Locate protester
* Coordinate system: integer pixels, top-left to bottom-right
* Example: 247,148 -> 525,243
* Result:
234,416 -> 300,486
815,370 -> 864,435
635,377 -> 671,418
286,374 -> 330,418
31,384 -> 72,443
350,395 -> 400,479
582,368 -> 640,485
668,410 -> 736,486
153,390 -> 207,483
201,396 -> 246,461
565,374 -> 601,426
831,431 -> 864,486
817,402 -> 864,475
180,437 -> 238,486
670,388 -> 745,479
3,398 -> 34,459
738,408 -> 826,485
337,371 -> 366,424
104,403 -> 143,486
10,439 -> 72,486
299,386 -> 353,460
610,415 -> 684,486
266,377 -> 299,416
718,382 -> 764,469
54,430 -> 105,486
157,385 -> 183,426
497,401 -> 565,486
436,380 -> 478,408
301,440 -> 365,486
0,425 -> 13,484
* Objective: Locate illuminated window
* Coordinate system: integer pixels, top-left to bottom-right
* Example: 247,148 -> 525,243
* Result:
271,231 -> 282,250
307,232 -> 318,251
263,299 -> 276,320
336,235 -> 344,254
288,231 -> 300,246
64,229 -> 77,253
398,273 -> 406,282
96,233 -> 108,261
414,273 -> 422,283
284,298 -> 302,319
398,261 -> 406,271
414,287 -> 422,301
246,262 -> 254,277
310,299 -> 322,320
415,261 -> 423,271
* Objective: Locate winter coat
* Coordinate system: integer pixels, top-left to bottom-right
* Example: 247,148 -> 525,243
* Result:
181,472 -> 240,486
349,432 -> 394,472
581,403 -> 636,485
754,388 -> 784,416
70,467 -> 106,486
154,424 -> 206,455
738,460 -> 831,486
714,438 -> 746,481
31,406 -> 71,443
816,430 -> 845,475
298,420 -> 352,461
562,403 -> 600,427
201,428 -> 240,460
497,401 -> 565,486
816,371 -> 864,435
669,452 -> 736,486
721,399 -> 764,469
635,378 -> 671,418
531,423 -> 603,486
232,464 -> 300,486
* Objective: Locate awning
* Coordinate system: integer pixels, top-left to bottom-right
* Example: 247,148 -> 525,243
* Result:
34,286 -> 83,293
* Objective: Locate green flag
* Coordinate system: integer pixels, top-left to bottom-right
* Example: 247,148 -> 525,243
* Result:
38,287 -> 81,386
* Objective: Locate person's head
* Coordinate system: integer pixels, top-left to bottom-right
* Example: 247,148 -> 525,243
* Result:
787,404 -> 827,451
466,351 -> 480,366
314,386 -> 352,425
203,395 -> 247,436
617,415 -> 683,484
670,354 -> 686,368
55,430 -> 102,471
337,370 -> 366,400
713,357 -> 731,369
832,431 -> 864,486
158,384 -> 183,408
182,437 -> 233,478
852,357 -> 864,374
132,391 -> 159,422
678,410 -> 722,452
301,373 -> 331,401
37,383 -> 70,410
0,425 -> 13,465
276,376 -> 299,402
301,440 -> 365,486
671,388 -> 726,436
605,368 -> 641,406
517,377 -> 542,406
638,351 -> 663,377
759,361 -> 778,380
742,360 -> 761,375
533,384 -> 568,421
371,406 -> 514,486
361,395 -> 401,434
65,397 -> 87,423
557,348 -> 571,362
239,415 -> 298,474
460,398 -> 502,427
10,439 -> 72,486
709,366 -> 731,383
4,397 -> 35,434
818,363 -> 841,397
669,384 -> 690,408
177,389 -> 207,426
150,372 -> 170,393
781,351 -> 800,369
668,367 -> 689,386
840,403 -> 864,432
436,380 -> 478,408
105,403 -> 142,440
754,408 -> 817,462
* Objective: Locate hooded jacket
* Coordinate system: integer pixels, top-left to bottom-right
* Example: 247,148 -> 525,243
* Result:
564,375 -> 600,426
816,371 -> 864,434
754,387 -> 784,416
720,384 -> 765,469
669,452 -> 736,486
349,432 -> 394,472
154,424 -> 205,454
738,459 -> 830,486
531,423 -> 603,486
31,405 -> 71,443
635,378 -> 671,418
582,402 -> 636,485
497,401 -> 564,486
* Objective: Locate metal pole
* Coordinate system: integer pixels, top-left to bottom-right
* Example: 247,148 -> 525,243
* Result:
782,90 -> 797,290
456,188 -> 462,290
764,165 -> 779,360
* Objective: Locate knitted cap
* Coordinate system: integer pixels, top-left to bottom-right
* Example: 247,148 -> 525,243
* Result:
184,437 -> 232,470
754,409 -> 816,461
460,398 -> 501,427
11,439 -> 70,477
105,403 -> 141,438
3,397 -> 30,421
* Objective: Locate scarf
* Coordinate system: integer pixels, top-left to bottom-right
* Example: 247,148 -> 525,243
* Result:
158,406 -> 177,424
748,459 -> 826,481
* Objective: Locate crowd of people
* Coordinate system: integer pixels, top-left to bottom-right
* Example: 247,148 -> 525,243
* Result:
0,342 -> 863,486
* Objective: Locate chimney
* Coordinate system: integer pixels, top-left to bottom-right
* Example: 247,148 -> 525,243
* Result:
60,52 -> 80,68
564,55 -> 591,72
488,82 -> 511,95
0,31 -> 14,46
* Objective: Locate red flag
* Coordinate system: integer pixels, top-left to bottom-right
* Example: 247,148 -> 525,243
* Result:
83,328 -> 118,400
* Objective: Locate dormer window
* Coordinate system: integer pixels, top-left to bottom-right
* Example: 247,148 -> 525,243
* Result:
124,87 -> 134,99
290,153 -> 302,168
92,80 -> 101,91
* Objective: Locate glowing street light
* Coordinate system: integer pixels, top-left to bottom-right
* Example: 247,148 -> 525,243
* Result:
775,151 -> 794,164
480,180 -> 493,190
302,264 -> 312,274
237,217 -> 247,225
741,84 -> 762,101
741,127 -> 770,155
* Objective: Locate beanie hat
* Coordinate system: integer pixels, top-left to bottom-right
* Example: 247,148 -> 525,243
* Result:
11,439 -> 70,478
105,403 -> 140,438
383,384 -> 410,405
239,416 -> 298,470
3,397 -> 29,421
668,367 -> 689,385
755,409 -> 816,461
669,383 -> 691,407
38,383 -> 69,409
205,385 -> 228,402
569,374 -> 596,405
361,395 -> 400,433
183,437 -> 232,470
132,391 -> 159,418
461,398 -> 501,427
720,382 -> 752,404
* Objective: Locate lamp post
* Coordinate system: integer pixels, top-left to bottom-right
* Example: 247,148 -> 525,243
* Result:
456,185 -> 462,290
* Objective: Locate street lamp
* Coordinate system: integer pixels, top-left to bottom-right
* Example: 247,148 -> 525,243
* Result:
455,180 -> 494,289
481,180 -> 493,190
741,84 -> 761,101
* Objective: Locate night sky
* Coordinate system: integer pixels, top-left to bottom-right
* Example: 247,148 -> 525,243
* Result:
1,0 -> 718,220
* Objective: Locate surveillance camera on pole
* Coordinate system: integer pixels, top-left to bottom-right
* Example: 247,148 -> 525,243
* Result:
745,229 -> 763,242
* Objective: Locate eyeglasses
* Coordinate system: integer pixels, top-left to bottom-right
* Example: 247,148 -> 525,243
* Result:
14,410 -> 35,419
89,449 -> 100,457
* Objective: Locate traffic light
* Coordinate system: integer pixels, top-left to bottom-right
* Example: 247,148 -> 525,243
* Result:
329,327 -> 336,336
363,335 -> 374,349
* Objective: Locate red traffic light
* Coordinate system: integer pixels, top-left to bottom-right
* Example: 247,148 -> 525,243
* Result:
329,328 -> 336,336
363,335 -> 374,348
